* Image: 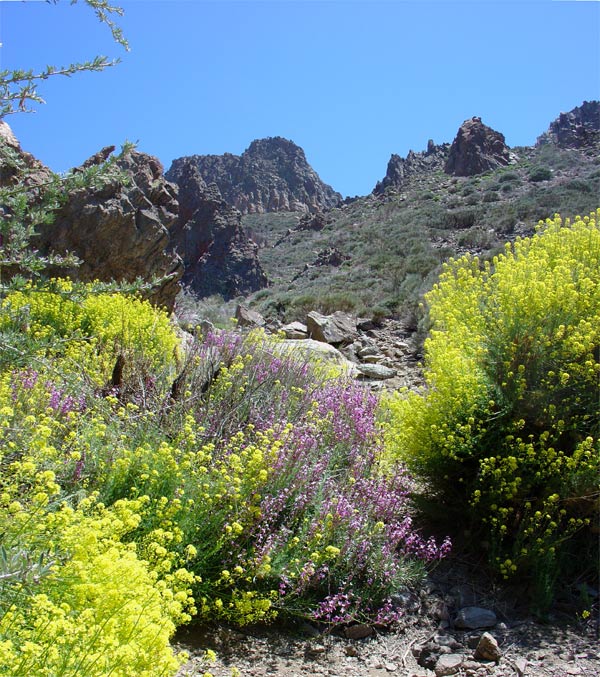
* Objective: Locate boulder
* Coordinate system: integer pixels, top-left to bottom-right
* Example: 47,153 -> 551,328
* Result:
356,363 -> 397,380
282,321 -> 309,339
454,606 -> 497,629
473,632 -> 502,662
235,304 -> 266,328
306,311 -> 359,346
296,210 -> 332,231
445,117 -> 510,177
12,140 -> 184,310
312,247 -> 350,267
268,339 -> 358,376
343,624 -> 374,640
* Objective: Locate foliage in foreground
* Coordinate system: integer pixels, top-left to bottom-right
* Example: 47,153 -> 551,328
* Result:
0,283 -> 448,676
384,210 -> 600,611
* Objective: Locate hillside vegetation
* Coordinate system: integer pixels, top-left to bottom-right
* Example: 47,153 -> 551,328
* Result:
245,143 -> 600,324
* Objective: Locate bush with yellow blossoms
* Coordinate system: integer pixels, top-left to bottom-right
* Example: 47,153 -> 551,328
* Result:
0,287 -> 191,676
384,210 -> 600,612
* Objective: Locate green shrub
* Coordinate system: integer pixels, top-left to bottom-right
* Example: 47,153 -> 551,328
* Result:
529,166 -> 552,182
565,178 -> 592,193
498,172 -> 520,183
483,191 -> 499,203
441,208 -> 480,230
384,210 -> 600,612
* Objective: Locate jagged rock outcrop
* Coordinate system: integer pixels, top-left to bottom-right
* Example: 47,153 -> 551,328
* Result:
374,140 -> 450,194
296,209 -> 332,231
445,117 -> 510,176
35,149 -> 183,310
0,126 -> 182,310
169,159 -> 268,299
167,137 -> 341,214
536,100 -> 600,148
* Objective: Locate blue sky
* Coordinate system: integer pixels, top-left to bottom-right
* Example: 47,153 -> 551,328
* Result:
1,0 -> 599,197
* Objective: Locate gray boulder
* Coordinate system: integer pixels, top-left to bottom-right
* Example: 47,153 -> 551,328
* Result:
306,311 -> 359,346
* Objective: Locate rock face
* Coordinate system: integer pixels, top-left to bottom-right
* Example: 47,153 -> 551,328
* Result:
36,150 -> 183,310
0,127 -> 182,310
167,137 -> 341,214
445,117 -> 510,176
536,100 -> 600,148
168,159 -> 268,299
374,140 -> 450,194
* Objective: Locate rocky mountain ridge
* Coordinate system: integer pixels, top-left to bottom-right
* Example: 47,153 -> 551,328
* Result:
244,100 -> 600,325
1,101 -> 597,314
373,140 -> 450,195
537,100 -> 600,148
167,136 -> 341,215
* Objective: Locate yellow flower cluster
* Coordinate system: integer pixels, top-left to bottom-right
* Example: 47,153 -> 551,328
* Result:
0,494 -> 191,676
382,210 -> 600,606
1,279 -> 178,385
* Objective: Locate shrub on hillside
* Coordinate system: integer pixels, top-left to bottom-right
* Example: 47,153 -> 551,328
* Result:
1,279 -> 178,388
529,166 -> 552,182
384,210 -> 600,611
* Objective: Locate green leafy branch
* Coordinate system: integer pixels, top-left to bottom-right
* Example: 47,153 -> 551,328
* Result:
1,0 -> 128,117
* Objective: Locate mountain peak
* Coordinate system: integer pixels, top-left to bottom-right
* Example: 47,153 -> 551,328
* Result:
168,138 -> 341,214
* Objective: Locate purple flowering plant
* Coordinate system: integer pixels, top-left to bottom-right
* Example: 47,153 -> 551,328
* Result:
161,329 -> 451,625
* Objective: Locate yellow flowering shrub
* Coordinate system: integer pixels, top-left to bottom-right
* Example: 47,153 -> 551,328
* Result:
0,491 -> 192,677
1,279 -> 177,385
384,210 -> 600,610
0,316 -> 194,675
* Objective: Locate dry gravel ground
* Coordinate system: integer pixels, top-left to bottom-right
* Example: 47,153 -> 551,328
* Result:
175,614 -> 599,677
175,556 -> 599,677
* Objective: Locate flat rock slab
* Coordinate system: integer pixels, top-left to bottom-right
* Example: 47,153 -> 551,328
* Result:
356,363 -> 397,380
435,653 -> 464,676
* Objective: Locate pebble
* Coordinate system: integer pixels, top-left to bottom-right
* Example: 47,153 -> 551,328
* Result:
513,657 -> 528,676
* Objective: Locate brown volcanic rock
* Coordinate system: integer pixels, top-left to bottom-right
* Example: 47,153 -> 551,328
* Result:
36,148 -> 183,310
374,139 -> 450,194
169,159 -> 268,299
1,127 -> 182,309
536,100 -> 600,148
167,137 -> 341,214
445,117 -> 510,177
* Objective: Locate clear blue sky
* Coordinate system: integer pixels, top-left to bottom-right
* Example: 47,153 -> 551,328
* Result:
1,0 -> 599,197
